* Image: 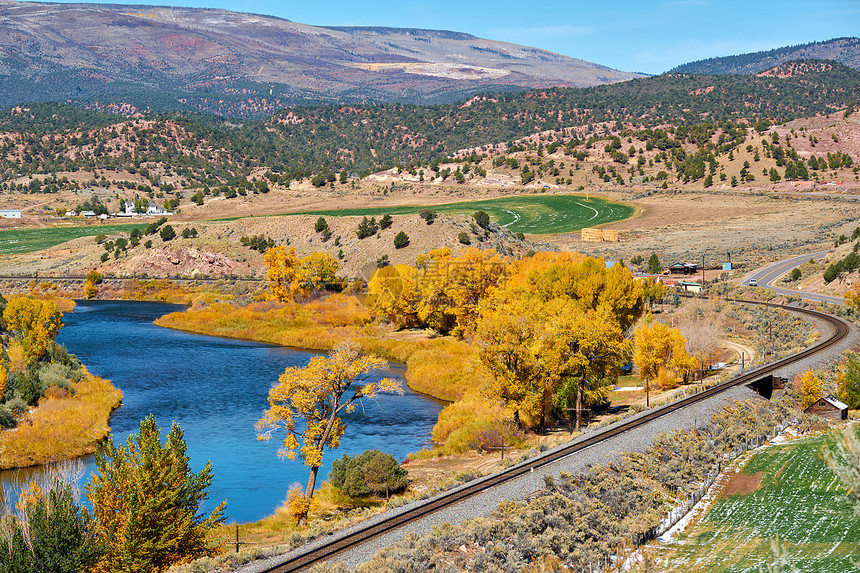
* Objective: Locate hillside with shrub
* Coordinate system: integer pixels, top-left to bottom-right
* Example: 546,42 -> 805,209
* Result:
0,60 -> 857,192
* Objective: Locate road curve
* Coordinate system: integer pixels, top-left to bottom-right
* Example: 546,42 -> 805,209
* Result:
252,299 -> 850,573
741,251 -> 844,305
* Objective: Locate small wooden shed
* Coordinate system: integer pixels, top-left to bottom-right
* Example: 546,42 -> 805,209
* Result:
804,395 -> 849,421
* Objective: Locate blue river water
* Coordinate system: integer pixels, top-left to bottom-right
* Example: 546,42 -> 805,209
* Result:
2,300 -> 444,523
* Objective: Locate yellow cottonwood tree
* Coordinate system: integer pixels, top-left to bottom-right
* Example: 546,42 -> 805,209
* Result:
799,369 -> 823,409
845,283 -> 860,313
445,247 -> 508,333
2,297 -> 63,363
0,360 -> 6,402
84,270 -> 102,300
367,264 -> 421,328
526,256 -> 645,329
552,300 -> 631,430
264,247 -> 340,301
256,342 -> 402,525
264,245 -> 303,301
633,322 -> 694,407
299,251 -> 340,293
414,248 -> 457,332
475,297 -> 563,428
641,277 -> 667,309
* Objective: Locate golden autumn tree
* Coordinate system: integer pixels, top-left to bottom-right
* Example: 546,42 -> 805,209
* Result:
475,297 -> 564,429
299,251 -> 340,293
633,321 -> 694,407
505,251 -> 585,293
264,245 -> 303,301
414,248 -> 457,333
799,369 -> 823,409
2,296 -> 63,363
84,270 -> 102,299
264,247 -> 340,301
444,247 -> 508,333
551,300 -> 631,430
87,415 -> 226,573
641,277 -> 667,309
0,357 -> 6,402
845,283 -> 860,313
526,256 -> 645,329
367,264 -> 421,328
256,341 -> 402,525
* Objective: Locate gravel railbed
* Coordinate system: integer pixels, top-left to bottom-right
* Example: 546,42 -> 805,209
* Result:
237,386 -> 761,573
238,307 -> 855,573
773,310 -> 860,380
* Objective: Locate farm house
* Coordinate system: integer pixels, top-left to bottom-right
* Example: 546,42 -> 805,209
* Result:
803,395 -> 849,420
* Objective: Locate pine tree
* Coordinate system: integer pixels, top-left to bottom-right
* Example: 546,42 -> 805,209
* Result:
87,416 -> 226,573
647,253 -> 661,274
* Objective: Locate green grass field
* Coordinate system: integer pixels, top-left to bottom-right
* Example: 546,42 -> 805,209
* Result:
0,223 -> 141,255
291,194 -> 634,235
658,430 -> 860,573
0,195 -> 633,255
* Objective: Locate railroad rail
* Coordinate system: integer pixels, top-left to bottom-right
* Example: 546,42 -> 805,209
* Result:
258,298 -> 850,572
0,275 -> 264,283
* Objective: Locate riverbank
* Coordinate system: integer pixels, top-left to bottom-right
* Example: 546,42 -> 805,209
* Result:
0,295 -> 123,470
153,296 -> 474,403
0,367 -> 122,470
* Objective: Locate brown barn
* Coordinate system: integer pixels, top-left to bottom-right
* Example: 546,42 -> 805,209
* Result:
804,395 -> 849,420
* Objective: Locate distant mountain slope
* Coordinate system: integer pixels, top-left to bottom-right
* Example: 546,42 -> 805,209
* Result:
2,59 -> 857,183
669,37 -> 860,75
0,0 -> 641,116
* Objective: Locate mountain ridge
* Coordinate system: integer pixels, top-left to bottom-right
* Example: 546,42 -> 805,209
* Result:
669,37 -> 860,75
0,0 -> 642,116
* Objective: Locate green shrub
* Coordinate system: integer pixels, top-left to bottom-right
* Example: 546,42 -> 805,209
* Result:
356,217 -> 379,239
330,450 -> 408,498
6,396 -> 28,417
473,211 -> 490,229
394,232 -> 410,249
458,232 -> 471,245
37,362 -> 76,393
419,209 -> 438,225
0,404 -> 15,429
0,479 -> 105,572
160,225 -> 176,242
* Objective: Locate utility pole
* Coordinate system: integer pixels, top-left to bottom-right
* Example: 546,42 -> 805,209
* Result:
702,254 -> 705,290
770,323 -> 774,358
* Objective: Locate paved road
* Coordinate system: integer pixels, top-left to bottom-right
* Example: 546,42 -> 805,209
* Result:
741,251 -> 844,305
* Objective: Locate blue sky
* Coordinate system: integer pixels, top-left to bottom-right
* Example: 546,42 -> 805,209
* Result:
35,0 -> 860,74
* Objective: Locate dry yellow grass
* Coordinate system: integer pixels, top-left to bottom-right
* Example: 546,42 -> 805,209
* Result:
154,297 -> 476,402
0,368 -> 122,470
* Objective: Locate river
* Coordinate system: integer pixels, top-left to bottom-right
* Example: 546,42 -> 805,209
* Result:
1,300 -> 445,523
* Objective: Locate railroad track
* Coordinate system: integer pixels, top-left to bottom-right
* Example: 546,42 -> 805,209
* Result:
258,298 -> 850,572
0,275 -> 264,283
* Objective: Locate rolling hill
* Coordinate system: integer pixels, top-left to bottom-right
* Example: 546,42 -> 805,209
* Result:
0,0 -> 642,116
669,37 -> 860,75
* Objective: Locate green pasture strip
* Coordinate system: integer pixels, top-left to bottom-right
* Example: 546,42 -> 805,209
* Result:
226,195 -> 634,235
659,429 -> 860,573
0,223 -> 141,255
